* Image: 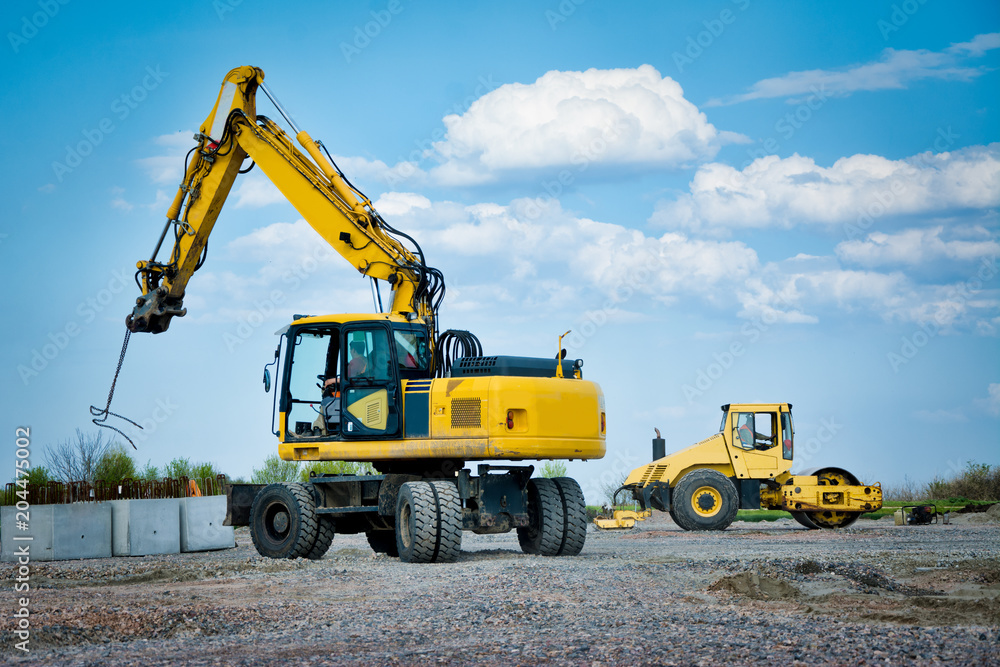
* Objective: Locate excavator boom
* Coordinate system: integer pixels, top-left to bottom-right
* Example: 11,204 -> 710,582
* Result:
128,66 -> 440,337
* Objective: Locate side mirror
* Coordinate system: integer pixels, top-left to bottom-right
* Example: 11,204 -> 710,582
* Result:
263,368 -> 271,393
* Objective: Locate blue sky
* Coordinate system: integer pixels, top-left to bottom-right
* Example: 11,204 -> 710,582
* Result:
2,0 -> 998,502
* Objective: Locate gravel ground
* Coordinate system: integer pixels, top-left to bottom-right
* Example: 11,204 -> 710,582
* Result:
2,511 -> 998,666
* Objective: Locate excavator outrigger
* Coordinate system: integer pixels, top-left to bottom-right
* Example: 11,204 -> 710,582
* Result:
126,66 -> 606,562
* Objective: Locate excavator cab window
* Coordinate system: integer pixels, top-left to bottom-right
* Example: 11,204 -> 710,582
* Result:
393,326 -> 431,379
285,328 -> 338,439
341,325 -> 401,438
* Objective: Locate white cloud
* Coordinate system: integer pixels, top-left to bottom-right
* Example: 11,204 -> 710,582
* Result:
136,131 -> 194,185
427,65 -> 743,185
947,32 -> 1000,57
109,186 -> 133,213
709,34 -> 998,106
232,172 -> 285,208
984,383 -> 1000,416
211,197 -> 998,335
837,227 -> 1000,267
652,144 -> 1000,234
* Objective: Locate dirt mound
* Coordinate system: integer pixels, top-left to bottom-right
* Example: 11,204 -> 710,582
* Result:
709,571 -> 800,600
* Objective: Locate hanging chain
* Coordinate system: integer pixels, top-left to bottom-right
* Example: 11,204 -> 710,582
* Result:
89,328 -> 142,449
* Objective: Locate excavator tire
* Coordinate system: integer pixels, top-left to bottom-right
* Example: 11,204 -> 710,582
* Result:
672,469 -> 739,531
518,478 -> 565,556
366,529 -> 400,557
429,480 -> 463,563
395,481 -> 462,563
306,516 -> 335,560
553,477 -> 587,556
250,483 -> 319,559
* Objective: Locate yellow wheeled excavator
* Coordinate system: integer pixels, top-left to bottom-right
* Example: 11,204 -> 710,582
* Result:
124,66 -> 606,562
610,403 -> 881,531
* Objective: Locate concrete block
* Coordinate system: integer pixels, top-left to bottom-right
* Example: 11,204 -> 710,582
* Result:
111,499 -> 181,556
2,505 -> 54,562
179,496 -> 234,552
52,503 -> 112,560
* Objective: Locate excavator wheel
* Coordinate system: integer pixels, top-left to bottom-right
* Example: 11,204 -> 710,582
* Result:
803,468 -> 863,529
395,481 -> 462,563
306,516 -> 335,560
672,469 -> 739,531
250,483 -> 319,559
553,477 -> 588,556
518,478 -> 565,556
366,529 -> 400,557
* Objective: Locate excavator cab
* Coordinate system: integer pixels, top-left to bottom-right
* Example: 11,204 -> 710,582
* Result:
276,318 -> 431,442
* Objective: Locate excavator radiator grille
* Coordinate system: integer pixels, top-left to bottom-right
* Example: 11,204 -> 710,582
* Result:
640,465 -> 668,486
450,398 -> 482,429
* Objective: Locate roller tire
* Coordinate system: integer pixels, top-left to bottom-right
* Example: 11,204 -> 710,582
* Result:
306,516 -> 335,560
366,529 -> 399,557
790,511 -> 820,529
810,468 -> 862,529
672,469 -> 739,531
553,477 -> 587,556
518,478 -> 565,556
250,483 -> 319,559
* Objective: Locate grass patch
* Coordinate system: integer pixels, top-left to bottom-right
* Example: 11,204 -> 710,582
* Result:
735,510 -> 791,522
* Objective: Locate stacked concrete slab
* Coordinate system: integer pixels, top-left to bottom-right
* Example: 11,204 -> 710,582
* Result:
180,496 -> 235,551
1,503 -> 112,562
1,495 -> 234,562
110,498 -> 181,556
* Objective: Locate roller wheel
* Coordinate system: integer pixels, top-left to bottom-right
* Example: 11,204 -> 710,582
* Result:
366,529 -> 399,557
672,469 -> 739,531
395,481 -> 462,563
790,511 -> 820,529
306,516 -> 335,560
553,477 -> 587,556
518,478 -> 565,556
250,483 -> 319,559
808,468 -> 862,529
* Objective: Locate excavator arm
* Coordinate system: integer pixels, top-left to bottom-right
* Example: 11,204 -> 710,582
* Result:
128,66 -> 442,337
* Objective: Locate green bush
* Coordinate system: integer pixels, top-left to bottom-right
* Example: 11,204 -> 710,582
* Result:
539,461 -> 568,478
251,454 -> 301,484
163,457 -> 224,481
93,445 -> 137,486
298,460 -> 374,480
927,462 -> 1000,501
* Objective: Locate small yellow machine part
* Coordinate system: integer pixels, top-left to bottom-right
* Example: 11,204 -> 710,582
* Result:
593,508 -> 653,530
